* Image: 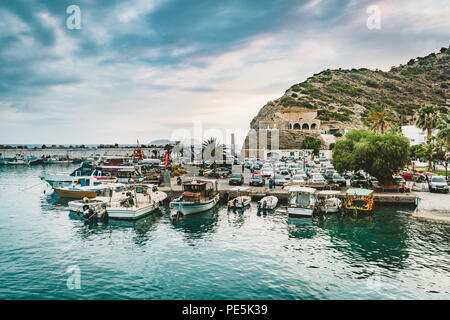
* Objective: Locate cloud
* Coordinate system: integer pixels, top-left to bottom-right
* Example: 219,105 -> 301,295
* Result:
0,0 -> 449,144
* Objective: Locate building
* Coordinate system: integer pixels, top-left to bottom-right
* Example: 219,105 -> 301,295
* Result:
401,125 -> 436,145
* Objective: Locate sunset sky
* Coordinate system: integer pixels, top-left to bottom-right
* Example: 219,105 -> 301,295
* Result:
0,0 -> 449,146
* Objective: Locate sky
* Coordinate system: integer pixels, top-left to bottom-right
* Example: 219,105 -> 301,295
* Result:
0,0 -> 449,147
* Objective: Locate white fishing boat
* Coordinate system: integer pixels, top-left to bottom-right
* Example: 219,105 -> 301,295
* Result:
317,190 -> 342,214
170,179 -> 220,215
107,184 -> 167,220
68,183 -> 128,211
257,196 -> 278,211
228,195 -> 251,209
40,161 -> 116,188
6,154 -> 38,165
285,186 -> 317,218
42,156 -> 73,164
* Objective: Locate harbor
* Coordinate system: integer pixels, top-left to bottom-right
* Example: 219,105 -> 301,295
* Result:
0,162 -> 449,299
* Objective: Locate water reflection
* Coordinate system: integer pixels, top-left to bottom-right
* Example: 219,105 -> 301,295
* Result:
316,208 -> 410,269
170,204 -> 220,241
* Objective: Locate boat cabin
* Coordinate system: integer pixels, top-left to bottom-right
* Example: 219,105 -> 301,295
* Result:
286,186 -> 317,209
181,180 -> 214,202
344,188 -> 374,212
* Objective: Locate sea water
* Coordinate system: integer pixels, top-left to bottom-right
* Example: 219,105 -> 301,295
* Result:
0,164 -> 449,299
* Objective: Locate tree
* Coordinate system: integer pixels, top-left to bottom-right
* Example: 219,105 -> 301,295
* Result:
436,114 -> 450,151
201,138 -> 227,169
367,103 -> 389,134
303,136 -> 321,156
332,130 -> 410,185
415,104 -> 439,139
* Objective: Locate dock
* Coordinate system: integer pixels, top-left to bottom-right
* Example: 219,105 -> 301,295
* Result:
159,177 -> 419,205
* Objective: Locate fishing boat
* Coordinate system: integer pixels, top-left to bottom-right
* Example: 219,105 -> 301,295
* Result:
257,196 -> 278,211
343,188 -> 374,216
228,195 -> 252,209
53,178 -> 119,199
67,183 -> 128,212
170,179 -> 220,215
285,186 -> 317,218
40,161 -> 115,188
6,154 -> 38,165
107,184 -> 167,220
317,190 -> 342,214
42,156 -> 73,164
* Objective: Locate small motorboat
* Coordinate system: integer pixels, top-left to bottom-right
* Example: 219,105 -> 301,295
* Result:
170,179 -> 220,215
317,190 -> 342,214
285,186 -> 317,218
68,184 -> 128,212
107,184 -> 167,220
257,196 -> 278,211
53,177 -> 117,199
228,196 -> 251,209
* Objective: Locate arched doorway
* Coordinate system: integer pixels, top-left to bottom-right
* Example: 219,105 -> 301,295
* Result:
310,123 -> 317,130
293,123 -> 301,130
302,123 -> 309,130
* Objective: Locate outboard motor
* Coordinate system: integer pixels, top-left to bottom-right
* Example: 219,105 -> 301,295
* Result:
177,176 -> 182,185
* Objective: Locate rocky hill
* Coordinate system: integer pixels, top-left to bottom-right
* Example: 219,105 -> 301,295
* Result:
250,46 -> 450,131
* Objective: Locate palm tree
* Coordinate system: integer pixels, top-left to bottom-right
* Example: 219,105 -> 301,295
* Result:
201,138 -> 227,172
415,104 -> 439,140
436,114 -> 450,151
368,103 -> 388,134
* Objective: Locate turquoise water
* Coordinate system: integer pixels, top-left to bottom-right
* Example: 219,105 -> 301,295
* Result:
0,164 -> 449,299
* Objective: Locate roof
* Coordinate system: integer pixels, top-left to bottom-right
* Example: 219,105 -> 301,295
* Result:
345,188 -> 374,196
317,190 -> 341,195
284,186 -> 317,193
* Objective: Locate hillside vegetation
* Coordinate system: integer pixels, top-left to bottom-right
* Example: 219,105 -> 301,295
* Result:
250,46 -> 450,130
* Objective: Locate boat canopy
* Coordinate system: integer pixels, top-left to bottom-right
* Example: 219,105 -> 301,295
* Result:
345,188 -> 373,196
284,186 -> 316,194
317,190 -> 341,196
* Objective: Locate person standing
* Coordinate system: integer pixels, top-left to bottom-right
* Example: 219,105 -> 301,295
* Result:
241,163 -> 245,173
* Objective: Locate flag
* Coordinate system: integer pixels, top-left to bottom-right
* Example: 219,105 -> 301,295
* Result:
165,151 -> 169,168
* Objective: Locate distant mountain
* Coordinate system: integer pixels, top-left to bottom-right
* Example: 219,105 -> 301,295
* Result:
148,139 -> 174,146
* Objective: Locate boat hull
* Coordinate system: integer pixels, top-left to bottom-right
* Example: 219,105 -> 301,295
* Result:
171,195 -> 219,215
288,207 -> 314,218
54,188 -> 103,199
107,203 -> 159,220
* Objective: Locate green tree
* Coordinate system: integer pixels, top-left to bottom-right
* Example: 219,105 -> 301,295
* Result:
303,136 -> 321,156
415,104 -> 439,139
332,130 -> 410,185
436,114 -> 450,151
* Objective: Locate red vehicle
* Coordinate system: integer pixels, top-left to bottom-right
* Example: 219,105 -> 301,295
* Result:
400,171 -> 414,181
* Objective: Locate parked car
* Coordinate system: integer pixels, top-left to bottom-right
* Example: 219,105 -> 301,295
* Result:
367,176 -> 379,187
310,174 -> 326,184
215,167 -> 232,177
274,174 -> 289,186
393,176 -> 406,185
324,170 -> 336,180
350,173 -> 367,187
249,174 -> 265,186
330,173 -> 346,187
291,175 -> 306,184
229,173 -> 244,185
400,171 -> 414,181
261,168 -> 274,178
428,175 -> 449,193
